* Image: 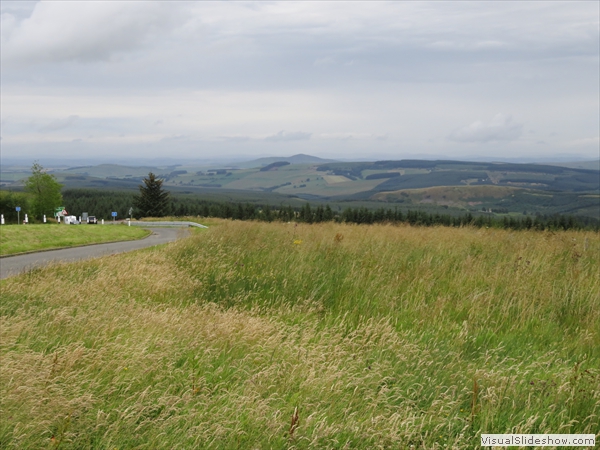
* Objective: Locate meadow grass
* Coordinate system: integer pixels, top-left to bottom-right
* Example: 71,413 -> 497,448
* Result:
0,219 -> 598,448
0,224 -> 150,256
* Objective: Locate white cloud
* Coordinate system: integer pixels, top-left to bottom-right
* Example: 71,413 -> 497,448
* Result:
38,115 -> 79,133
567,136 -> 600,147
2,2 -> 187,65
1,11 -> 17,41
265,130 -> 311,142
448,114 -> 524,143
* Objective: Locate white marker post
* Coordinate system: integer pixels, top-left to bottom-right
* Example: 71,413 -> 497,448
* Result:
25,214 -> 28,224
1,214 -> 4,225
102,219 -> 104,225
43,215 -> 47,223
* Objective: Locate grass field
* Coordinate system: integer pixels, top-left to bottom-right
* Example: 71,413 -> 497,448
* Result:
0,219 -> 598,448
0,224 -> 150,256
372,185 -> 521,203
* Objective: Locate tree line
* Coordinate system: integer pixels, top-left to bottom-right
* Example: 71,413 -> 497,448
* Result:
0,162 -> 63,223
51,187 -> 599,231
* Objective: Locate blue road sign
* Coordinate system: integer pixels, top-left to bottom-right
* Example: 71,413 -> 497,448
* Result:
111,212 -> 117,217
16,207 -> 21,212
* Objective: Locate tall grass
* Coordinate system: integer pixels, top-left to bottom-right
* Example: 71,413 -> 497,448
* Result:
1,219 -> 598,448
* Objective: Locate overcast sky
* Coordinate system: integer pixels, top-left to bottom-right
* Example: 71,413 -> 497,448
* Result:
1,1 -> 598,163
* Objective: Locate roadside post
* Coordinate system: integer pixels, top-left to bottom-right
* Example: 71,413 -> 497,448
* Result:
1,214 -> 4,225
43,215 -> 46,223
102,219 -> 104,225
16,206 -> 20,224
25,214 -> 28,224
112,212 -> 117,223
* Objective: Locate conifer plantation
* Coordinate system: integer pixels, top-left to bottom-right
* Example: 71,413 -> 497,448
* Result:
1,219 -> 598,448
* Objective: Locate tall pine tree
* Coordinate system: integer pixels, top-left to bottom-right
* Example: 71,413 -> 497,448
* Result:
134,173 -> 170,218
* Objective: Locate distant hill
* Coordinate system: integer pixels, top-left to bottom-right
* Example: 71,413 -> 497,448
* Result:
546,160 -> 600,171
236,154 -> 338,169
62,164 -> 165,178
2,157 -> 598,220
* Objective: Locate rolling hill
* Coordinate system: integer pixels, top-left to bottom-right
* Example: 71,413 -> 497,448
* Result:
2,157 -> 599,220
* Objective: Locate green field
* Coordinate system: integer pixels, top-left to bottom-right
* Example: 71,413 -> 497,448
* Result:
373,185 -> 522,207
0,224 -> 150,256
1,219 -> 598,448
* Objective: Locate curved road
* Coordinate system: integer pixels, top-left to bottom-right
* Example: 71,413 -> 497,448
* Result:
0,227 -> 189,280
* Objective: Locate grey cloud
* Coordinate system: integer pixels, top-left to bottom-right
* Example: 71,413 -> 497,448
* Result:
0,2 -> 597,162
2,2 -> 188,65
319,133 -> 373,141
3,2 -> 597,91
313,57 -> 336,66
38,115 -> 79,132
218,136 -> 250,143
448,114 -> 523,143
159,134 -> 189,143
265,131 -> 311,142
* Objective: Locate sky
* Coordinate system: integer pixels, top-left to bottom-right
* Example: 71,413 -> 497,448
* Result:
1,1 -> 599,164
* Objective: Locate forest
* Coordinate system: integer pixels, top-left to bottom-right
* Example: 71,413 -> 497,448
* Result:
55,188 -> 598,231
2,185 -> 597,231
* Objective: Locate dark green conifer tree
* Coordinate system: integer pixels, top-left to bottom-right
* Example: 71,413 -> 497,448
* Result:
133,173 -> 171,218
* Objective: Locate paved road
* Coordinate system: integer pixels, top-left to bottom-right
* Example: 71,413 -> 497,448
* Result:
0,227 -> 189,280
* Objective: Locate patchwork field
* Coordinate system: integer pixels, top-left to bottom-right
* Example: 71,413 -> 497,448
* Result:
322,175 -> 351,184
372,186 -> 523,207
1,219 -> 598,448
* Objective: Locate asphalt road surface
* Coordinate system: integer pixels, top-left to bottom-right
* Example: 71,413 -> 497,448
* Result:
0,227 -> 188,280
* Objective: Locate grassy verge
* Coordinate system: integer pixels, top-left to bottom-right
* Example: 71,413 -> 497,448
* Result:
0,224 -> 150,256
0,220 -> 598,448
